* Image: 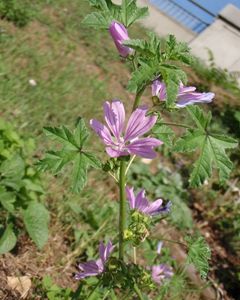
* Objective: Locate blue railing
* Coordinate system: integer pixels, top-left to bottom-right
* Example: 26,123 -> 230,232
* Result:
150,0 -> 216,33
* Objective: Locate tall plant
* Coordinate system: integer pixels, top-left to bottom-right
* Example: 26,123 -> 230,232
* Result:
39,1 -> 238,298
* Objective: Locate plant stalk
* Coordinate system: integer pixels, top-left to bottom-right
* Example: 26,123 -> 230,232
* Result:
161,121 -> 193,129
134,284 -> 145,300
119,160 -> 127,260
132,87 -> 145,111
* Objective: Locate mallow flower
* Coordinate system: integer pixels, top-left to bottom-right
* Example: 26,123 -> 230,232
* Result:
75,241 -> 114,280
151,264 -> 174,285
152,79 -> 215,108
90,100 -> 162,159
126,186 -> 171,216
109,21 -> 133,57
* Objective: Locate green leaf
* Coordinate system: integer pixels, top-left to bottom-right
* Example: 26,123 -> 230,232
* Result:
124,32 -> 161,58
0,224 -> 17,254
121,0 -> 148,27
152,123 -> 175,147
37,150 -> 77,174
186,106 -> 211,131
82,11 -> 112,29
0,154 -> 25,179
40,120 -> 100,193
72,153 -> 88,193
175,110 -> 238,186
83,152 -> 102,169
0,186 -> 16,213
23,202 -> 50,249
174,129 -> 205,152
165,34 -> 192,65
189,138 -> 212,187
75,118 -> 90,148
84,0 -> 148,28
186,236 -> 211,279
159,64 -> 187,107
207,134 -> 237,184
128,61 -> 159,93
43,126 -> 79,150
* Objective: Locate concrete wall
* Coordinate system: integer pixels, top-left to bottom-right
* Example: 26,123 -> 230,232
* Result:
113,0 -> 196,43
190,17 -> 240,70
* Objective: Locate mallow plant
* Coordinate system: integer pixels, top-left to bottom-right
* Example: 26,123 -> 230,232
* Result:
39,0 -> 238,298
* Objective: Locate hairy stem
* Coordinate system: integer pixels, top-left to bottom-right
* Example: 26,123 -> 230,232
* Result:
132,87 -> 145,111
87,280 -> 101,300
119,160 -> 127,260
134,284 -> 145,300
161,121 -> 193,129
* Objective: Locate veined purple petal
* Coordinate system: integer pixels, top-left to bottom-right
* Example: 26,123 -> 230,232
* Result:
104,100 -> 125,140
109,21 -> 133,57
90,119 -> 113,146
125,107 -> 158,141
99,241 -> 114,264
152,80 -> 166,100
127,138 -> 163,159
178,83 -> 196,94
143,199 -> 163,216
126,186 -> 136,209
176,92 -> 215,108
135,189 -> 149,212
75,260 -> 101,280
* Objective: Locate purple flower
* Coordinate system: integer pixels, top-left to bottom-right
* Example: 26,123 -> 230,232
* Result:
152,80 -> 215,108
151,264 -> 174,285
109,21 -> 133,57
126,186 -> 171,216
75,241 -> 114,280
90,100 -> 162,159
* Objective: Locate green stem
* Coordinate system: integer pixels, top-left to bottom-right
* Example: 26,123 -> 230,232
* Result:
161,121 -> 193,129
119,160 -> 127,260
102,290 -> 111,300
132,87 -> 145,112
134,284 -> 145,300
87,281 -> 101,300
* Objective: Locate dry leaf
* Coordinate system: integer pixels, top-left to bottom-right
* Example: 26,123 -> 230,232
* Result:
7,276 -> 31,299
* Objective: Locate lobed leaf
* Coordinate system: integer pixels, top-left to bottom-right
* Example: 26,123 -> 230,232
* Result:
186,236 -> 211,279
128,61 -> 159,93
175,107 -> 238,186
152,123 -> 175,147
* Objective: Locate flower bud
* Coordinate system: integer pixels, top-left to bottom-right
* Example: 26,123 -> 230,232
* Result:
109,21 -> 133,57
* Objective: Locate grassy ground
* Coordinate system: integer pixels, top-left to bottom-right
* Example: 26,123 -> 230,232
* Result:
0,0 -> 240,299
